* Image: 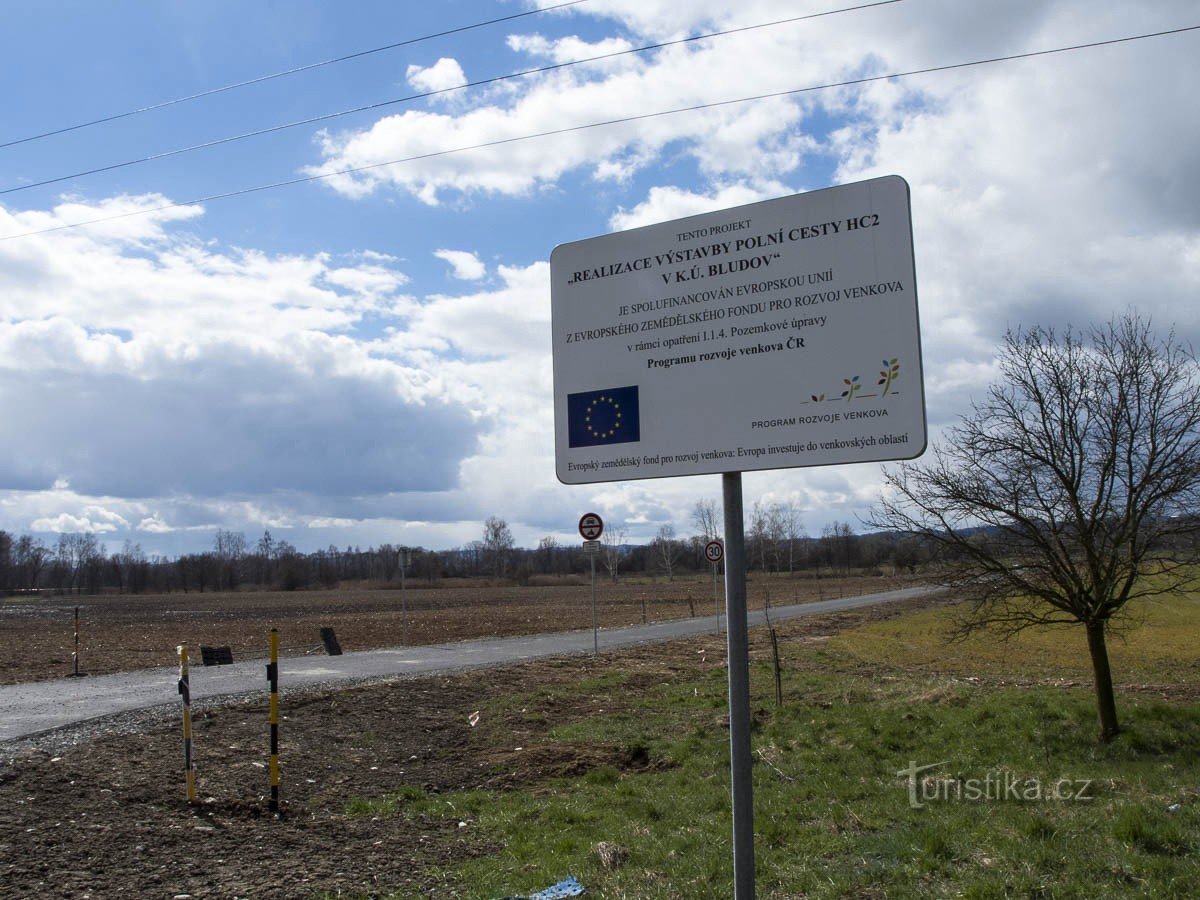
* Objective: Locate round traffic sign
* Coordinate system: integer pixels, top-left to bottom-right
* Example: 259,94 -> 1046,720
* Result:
579,512 -> 604,540
704,539 -> 724,564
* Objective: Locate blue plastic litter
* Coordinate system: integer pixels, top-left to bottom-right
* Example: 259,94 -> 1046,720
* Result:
493,875 -> 585,899
528,876 -> 585,898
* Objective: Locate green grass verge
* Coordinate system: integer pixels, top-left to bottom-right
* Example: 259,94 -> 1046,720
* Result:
345,597 -> 1200,898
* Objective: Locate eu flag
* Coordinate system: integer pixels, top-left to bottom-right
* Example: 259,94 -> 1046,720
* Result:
567,385 -> 641,448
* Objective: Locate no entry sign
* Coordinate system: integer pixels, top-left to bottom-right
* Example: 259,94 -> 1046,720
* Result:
578,512 -> 604,540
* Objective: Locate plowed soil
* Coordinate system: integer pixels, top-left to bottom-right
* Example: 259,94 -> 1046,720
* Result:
0,574 -> 907,684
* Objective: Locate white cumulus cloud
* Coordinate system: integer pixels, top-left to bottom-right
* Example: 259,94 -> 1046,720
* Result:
406,57 -> 468,94
433,248 -> 487,281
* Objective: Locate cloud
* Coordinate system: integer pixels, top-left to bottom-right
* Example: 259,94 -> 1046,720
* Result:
307,516 -> 357,528
506,33 -> 636,68
608,181 -> 791,231
826,1 -> 1200,372
0,196 -> 483,517
406,57 -> 468,94
0,340 -> 479,498
303,16 -> 829,204
0,210 -> 557,550
31,506 -> 130,534
1,203 -> 415,346
137,514 -> 175,534
385,261 -> 550,363
433,248 -> 487,281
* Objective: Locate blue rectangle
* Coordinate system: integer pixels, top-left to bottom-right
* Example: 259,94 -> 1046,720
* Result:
567,385 -> 641,448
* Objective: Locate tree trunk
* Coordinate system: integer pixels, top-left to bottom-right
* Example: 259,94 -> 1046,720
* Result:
1085,620 -> 1120,741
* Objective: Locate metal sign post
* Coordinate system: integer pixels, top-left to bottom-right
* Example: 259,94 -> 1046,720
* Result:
705,540 -> 724,634
722,473 -> 754,899
589,551 -> 598,654
579,515 -> 604,655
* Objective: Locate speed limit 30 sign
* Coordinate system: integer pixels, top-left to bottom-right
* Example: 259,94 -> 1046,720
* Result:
705,540 -> 724,564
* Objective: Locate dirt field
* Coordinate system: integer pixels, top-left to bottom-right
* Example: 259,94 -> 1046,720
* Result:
0,573 -> 909,684
0,593 -> 935,899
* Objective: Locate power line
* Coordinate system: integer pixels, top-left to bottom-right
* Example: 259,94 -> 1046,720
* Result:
3,23 -> 1195,243
1,0 -> 906,196
0,0 -> 593,150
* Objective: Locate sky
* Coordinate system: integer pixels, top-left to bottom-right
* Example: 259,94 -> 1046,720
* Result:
1,0 -> 1198,556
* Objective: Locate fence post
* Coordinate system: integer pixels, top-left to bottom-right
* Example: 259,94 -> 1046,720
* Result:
177,644 -> 197,803
267,628 -> 280,814
68,606 -> 85,677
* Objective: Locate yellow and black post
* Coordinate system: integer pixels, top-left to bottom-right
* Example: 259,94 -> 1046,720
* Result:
267,628 -> 280,814
177,643 -> 197,803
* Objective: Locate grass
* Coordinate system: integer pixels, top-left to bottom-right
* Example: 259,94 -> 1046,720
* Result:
342,594 -> 1200,898
828,592 -> 1200,685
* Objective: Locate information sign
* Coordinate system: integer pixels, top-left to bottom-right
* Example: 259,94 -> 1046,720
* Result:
552,175 -> 925,484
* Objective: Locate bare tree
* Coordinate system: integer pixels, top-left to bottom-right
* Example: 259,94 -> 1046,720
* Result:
691,498 -> 720,540
764,502 -> 788,572
821,521 -> 856,574
537,536 -> 560,574
254,530 -> 278,585
653,523 -> 681,581
110,540 -> 147,594
779,501 -> 805,574
56,532 -> 100,594
0,530 -> 11,590
213,529 -> 248,590
601,524 -> 627,583
748,501 -> 769,573
869,314 -> 1200,740
482,516 -> 515,578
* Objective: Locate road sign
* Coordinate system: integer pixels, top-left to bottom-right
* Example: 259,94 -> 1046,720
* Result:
578,512 -> 604,540
551,175 -> 926,484
704,540 -> 724,564
551,176 -> 926,900
582,539 -> 601,555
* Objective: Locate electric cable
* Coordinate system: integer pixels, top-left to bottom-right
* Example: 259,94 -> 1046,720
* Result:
0,0 -> 906,196
0,0 -> 593,150
2,23 -> 1195,243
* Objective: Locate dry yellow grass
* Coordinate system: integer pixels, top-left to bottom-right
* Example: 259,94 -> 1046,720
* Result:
829,589 -> 1200,686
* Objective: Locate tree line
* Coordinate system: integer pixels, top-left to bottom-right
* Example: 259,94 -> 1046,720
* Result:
0,513 -> 931,596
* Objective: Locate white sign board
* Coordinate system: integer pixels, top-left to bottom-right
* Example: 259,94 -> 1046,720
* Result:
551,175 -> 925,484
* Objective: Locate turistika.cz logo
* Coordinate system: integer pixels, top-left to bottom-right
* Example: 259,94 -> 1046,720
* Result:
897,761 -> 1095,809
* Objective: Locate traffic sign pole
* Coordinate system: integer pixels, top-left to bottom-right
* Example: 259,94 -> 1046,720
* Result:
590,553 -> 598,655
705,540 -> 724,635
712,560 -> 721,634
722,472 -> 754,899
579,517 -> 603,656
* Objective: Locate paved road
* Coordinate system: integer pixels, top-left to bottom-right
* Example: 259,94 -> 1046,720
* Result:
0,586 -> 934,743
